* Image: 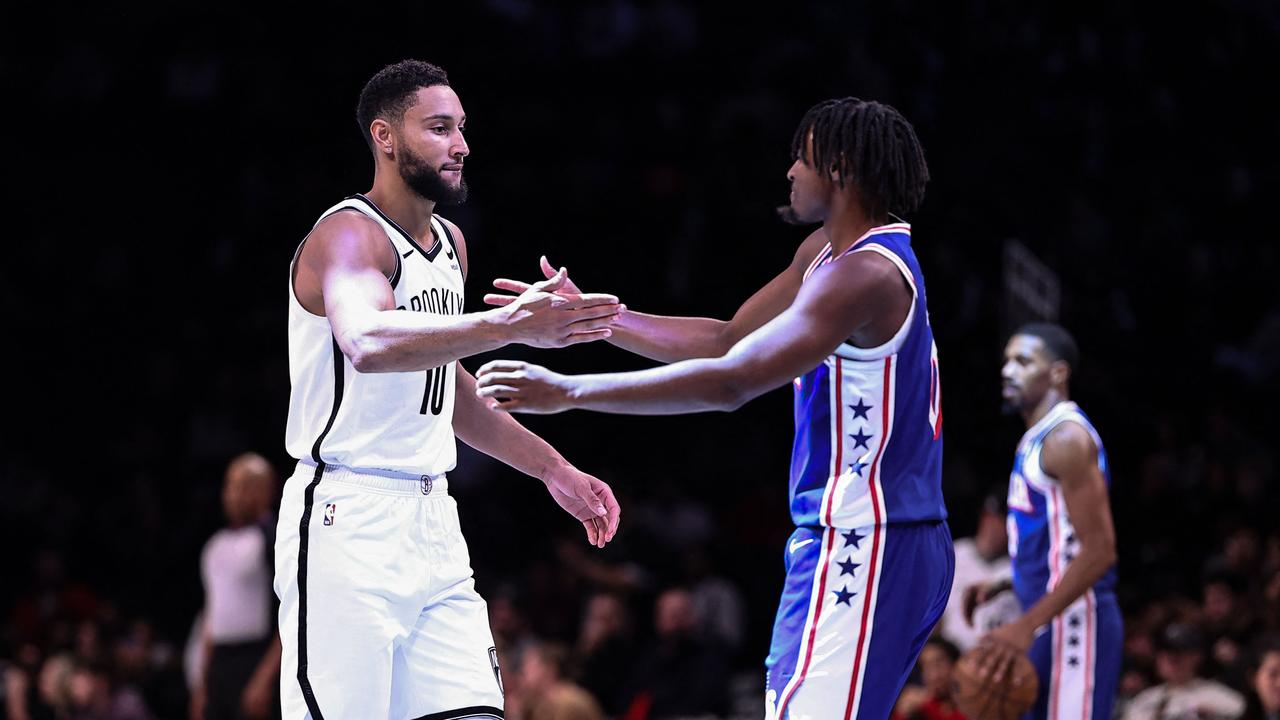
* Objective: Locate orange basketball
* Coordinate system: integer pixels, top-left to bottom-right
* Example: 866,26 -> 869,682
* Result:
951,649 -> 1039,720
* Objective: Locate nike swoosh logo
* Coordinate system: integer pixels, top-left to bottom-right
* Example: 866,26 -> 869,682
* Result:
789,537 -> 815,554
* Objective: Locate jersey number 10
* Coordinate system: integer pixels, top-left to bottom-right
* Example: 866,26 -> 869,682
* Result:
421,366 -> 447,416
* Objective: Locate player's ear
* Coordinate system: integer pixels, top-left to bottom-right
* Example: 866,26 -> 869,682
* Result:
370,119 -> 395,158
1050,359 -> 1071,386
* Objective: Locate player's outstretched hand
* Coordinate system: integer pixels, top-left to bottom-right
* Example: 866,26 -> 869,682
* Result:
487,266 -> 621,348
476,360 -> 574,414
485,255 -> 585,302
543,465 -> 621,548
485,256 -> 625,335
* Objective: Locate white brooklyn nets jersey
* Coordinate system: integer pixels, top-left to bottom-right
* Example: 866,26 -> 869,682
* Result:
285,194 -> 465,475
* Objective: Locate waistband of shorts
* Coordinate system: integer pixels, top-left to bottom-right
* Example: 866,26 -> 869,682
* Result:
795,519 -> 946,532
297,459 -> 449,496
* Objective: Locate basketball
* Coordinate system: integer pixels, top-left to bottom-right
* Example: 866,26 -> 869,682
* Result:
951,649 -> 1039,720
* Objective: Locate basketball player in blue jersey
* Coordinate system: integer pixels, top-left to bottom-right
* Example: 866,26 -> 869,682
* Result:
475,98 -> 953,720
276,60 -> 622,719
968,323 -> 1121,720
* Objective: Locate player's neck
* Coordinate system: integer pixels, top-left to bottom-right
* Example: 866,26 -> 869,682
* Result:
823,199 -> 889,256
365,180 -> 438,246
1022,390 -> 1069,429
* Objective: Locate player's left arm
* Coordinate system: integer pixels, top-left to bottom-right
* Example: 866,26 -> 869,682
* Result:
977,421 -> 1117,682
453,366 -> 620,547
474,251 -> 905,415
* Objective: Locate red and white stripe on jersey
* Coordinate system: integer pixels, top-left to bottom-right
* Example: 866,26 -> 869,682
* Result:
775,358 -> 895,720
841,358 -> 893,720
928,342 -> 943,440
1048,591 -> 1099,720
803,243 -> 833,282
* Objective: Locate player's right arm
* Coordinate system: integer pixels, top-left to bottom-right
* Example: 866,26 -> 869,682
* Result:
295,212 -> 621,372
484,230 -> 830,363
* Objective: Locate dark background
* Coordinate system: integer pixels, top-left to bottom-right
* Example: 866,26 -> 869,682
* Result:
3,1 -> 1278,715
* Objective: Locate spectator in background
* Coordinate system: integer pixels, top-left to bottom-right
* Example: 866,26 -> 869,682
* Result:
1124,623 -> 1246,720
515,641 -> 603,720
1203,572 -> 1256,689
681,546 -> 746,654
574,592 -> 636,717
8,551 -> 100,649
489,584 -> 535,676
65,658 -> 152,720
1242,637 -> 1280,720
942,494 -> 1011,651
3,642 -> 47,720
190,453 -> 280,720
1206,528 -> 1265,596
892,637 -> 967,720
621,587 -> 730,720
1260,568 -> 1280,636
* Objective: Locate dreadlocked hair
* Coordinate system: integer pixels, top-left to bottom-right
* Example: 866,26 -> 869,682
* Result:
789,98 -> 929,218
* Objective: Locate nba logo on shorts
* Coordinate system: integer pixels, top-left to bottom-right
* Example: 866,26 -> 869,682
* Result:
323,503 -> 336,526
488,647 -> 503,694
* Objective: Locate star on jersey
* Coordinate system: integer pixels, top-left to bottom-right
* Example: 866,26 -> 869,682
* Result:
842,528 -> 865,549
849,461 -> 869,477
850,428 -> 872,450
849,398 -> 873,420
832,585 -> 856,606
837,558 -> 860,577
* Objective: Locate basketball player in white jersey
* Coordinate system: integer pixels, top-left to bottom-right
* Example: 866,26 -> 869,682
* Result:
275,60 -> 622,719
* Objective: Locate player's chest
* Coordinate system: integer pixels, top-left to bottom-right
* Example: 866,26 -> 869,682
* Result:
395,257 -> 465,315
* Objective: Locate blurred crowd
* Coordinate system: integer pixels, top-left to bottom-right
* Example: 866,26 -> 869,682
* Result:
3,455 -> 1276,719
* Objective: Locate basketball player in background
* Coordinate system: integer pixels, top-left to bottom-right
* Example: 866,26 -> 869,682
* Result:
476,98 -> 952,720
967,323 -> 1121,720
275,60 -> 621,719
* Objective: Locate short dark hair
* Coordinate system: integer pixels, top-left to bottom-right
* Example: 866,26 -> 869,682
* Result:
356,60 -> 451,151
1014,322 -> 1080,372
789,98 -> 929,218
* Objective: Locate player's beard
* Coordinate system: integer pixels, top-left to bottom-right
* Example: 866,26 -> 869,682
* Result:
400,145 -> 468,205
776,203 -> 806,225
1000,389 -> 1025,416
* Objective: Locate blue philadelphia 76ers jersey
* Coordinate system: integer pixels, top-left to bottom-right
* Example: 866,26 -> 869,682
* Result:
1007,401 -> 1117,608
789,223 -> 946,529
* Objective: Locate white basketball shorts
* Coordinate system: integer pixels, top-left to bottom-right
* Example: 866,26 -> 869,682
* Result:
274,461 -> 504,719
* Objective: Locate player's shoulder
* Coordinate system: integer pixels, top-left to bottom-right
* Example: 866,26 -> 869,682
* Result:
312,206 -> 384,240
1043,418 -> 1096,453
1040,419 -> 1098,476
302,208 -> 395,272
787,228 -> 831,271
